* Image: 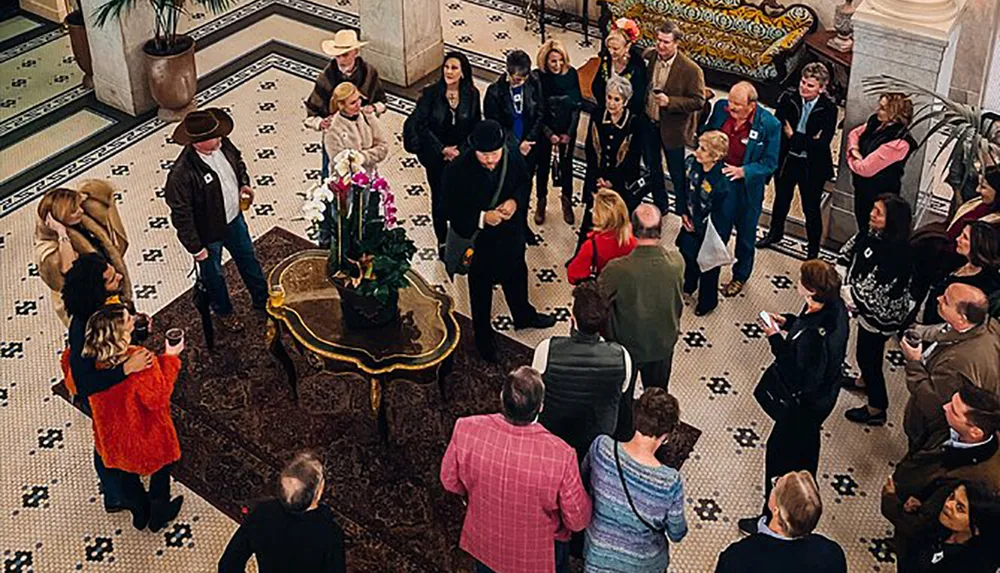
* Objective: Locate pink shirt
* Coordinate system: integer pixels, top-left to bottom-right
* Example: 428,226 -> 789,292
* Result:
846,123 -> 911,178
440,414 -> 592,572
567,229 -> 638,284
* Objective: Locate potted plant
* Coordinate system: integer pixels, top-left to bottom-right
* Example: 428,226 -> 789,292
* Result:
302,150 -> 416,329
94,0 -> 231,121
64,0 -> 93,89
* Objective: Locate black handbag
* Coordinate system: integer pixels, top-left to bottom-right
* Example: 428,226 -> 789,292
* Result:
402,112 -> 422,155
444,151 -> 508,278
624,166 -> 651,196
753,368 -> 802,422
614,441 -> 665,534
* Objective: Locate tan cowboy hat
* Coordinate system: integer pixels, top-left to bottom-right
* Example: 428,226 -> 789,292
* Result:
321,29 -> 367,57
172,108 -> 234,145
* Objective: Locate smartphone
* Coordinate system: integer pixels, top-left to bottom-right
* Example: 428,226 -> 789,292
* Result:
759,311 -> 776,330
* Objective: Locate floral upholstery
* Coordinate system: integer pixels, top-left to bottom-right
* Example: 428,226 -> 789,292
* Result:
606,0 -> 817,82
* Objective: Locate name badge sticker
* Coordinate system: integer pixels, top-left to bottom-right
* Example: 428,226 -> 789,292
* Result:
749,129 -> 759,140
204,173 -> 214,184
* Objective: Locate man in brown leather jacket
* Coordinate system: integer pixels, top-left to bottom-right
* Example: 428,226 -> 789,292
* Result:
163,108 -> 268,331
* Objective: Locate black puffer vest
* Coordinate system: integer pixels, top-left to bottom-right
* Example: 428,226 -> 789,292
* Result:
538,331 -> 628,457
853,115 -> 916,197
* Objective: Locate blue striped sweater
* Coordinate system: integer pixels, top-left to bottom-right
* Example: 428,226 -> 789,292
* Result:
581,435 -> 687,572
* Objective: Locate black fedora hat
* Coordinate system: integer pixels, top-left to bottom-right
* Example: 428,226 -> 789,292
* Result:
469,119 -> 506,152
172,108 -> 234,145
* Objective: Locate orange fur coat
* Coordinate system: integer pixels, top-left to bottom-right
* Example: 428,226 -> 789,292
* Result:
62,347 -> 182,475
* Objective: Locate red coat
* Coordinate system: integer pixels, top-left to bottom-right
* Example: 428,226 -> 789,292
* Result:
567,229 -> 637,284
62,347 -> 181,475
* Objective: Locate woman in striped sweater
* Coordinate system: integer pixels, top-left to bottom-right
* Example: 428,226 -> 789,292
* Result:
582,388 -> 687,572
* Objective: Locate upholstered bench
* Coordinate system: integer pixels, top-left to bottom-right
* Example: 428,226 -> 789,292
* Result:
602,0 -> 818,84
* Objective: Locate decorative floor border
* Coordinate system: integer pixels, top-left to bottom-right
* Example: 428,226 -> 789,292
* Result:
0,0 -> 518,141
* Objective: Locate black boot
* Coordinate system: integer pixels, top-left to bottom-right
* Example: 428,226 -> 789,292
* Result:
129,495 -> 150,531
148,496 -> 184,533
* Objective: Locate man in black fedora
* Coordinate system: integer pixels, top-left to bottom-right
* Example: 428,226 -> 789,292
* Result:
444,119 -> 556,361
164,108 -> 268,332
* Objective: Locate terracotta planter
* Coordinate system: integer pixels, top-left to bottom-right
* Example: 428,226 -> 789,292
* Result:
64,11 -> 93,89
144,35 -> 197,122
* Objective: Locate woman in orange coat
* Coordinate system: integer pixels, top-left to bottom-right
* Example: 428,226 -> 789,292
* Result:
76,304 -> 184,532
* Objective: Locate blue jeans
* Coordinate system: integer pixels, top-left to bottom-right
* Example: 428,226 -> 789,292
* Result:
475,541 -> 570,573
717,180 -> 764,283
198,213 -> 268,314
641,118 -> 687,213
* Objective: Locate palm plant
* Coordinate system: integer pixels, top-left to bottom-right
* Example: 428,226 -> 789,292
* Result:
93,0 -> 232,54
863,75 -> 1000,189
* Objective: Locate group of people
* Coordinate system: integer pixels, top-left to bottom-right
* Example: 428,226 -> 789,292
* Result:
28,15 -> 1000,573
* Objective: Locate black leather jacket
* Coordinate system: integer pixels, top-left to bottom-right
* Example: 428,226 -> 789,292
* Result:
413,81 -> 482,162
484,72 -> 546,143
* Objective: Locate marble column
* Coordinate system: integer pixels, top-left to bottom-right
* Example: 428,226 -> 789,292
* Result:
829,0 -> 965,243
358,0 -> 443,87
79,0 -> 157,116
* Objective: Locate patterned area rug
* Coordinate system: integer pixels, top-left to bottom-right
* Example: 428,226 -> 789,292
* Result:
54,227 -> 700,572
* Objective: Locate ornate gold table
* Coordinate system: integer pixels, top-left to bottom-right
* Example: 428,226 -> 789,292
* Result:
265,250 -> 460,443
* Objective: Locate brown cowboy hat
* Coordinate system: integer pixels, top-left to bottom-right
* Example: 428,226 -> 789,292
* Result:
172,108 -> 234,145
321,29 -> 367,57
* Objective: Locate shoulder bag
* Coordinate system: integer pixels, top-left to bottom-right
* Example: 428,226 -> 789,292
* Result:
614,441 -> 665,534
578,236 -> 600,282
444,151 -> 508,278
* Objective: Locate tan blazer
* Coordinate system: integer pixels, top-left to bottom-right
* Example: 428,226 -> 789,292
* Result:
322,112 -> 389,172
643,49 -> 706,149
34,180 -> 132,325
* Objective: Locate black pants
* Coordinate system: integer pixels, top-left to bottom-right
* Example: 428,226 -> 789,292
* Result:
856,328 -> 890,411
535,137 -> 575,202
113,464 -> 172,509
769,156 -> 824,258
422,157 -> 449,246
637,356 -> 673,392
639,117 -> 685,213
681,245 -> 721,313
468,251 -> 537,352
762,408 -> 830,515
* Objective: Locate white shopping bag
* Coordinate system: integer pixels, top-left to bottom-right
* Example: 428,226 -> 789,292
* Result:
696,218 -> 735,272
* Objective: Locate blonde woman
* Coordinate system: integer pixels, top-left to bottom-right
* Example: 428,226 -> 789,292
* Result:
322,82 -> 389,172
567,189 -> 636,284
535,39 -> 582,225
676,130 -> 732,315
34,181 -> 132,325
592,19 -> 646,115
70,305 -> 184,532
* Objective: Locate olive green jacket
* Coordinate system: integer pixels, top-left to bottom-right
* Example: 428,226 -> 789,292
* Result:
599,244 -> 685,363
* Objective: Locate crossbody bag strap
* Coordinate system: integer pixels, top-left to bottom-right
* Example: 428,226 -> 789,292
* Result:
613,441 -> 664,534
489,150 -> 509,209
589,236 -> 599,278
469,150 -> 509,244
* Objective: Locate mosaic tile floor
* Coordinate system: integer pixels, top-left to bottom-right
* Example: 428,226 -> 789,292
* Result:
0,2 -> 925,571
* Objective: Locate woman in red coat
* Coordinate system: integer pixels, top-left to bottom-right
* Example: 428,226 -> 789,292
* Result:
567,189 -> 637,284
76,304 -> 184,532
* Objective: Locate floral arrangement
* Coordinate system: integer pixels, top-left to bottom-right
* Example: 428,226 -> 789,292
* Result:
612,17 -> 641,43
302,149 -> 415,304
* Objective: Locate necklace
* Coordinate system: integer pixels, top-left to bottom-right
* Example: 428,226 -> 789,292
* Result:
510,86 -> 524,114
